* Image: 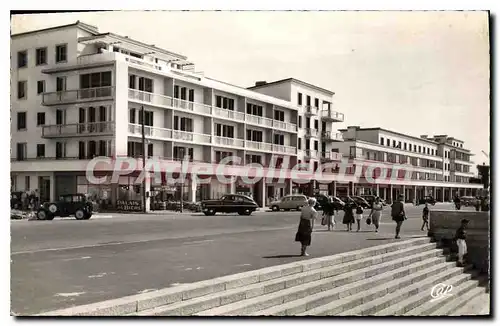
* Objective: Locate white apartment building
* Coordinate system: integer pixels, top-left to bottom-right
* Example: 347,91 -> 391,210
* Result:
10,21 -> 346,210
333,126 -> 482,201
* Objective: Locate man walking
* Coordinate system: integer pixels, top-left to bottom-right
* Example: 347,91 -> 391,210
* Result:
391,194 -> 406,239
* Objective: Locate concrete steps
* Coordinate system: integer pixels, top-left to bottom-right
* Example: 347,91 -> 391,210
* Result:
450,291 -> 490,316
41,237 -> 488,317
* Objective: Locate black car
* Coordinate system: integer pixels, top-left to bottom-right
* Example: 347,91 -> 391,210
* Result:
37,193 -> 93,220
350,196 -> 371,209
416,196 -> 436,206
201,194 -> 259,216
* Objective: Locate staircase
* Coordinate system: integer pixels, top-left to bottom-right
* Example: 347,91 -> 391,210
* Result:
42,237 -> 489,316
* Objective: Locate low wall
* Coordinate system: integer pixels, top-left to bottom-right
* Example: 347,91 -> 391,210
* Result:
428,210 -> 490,275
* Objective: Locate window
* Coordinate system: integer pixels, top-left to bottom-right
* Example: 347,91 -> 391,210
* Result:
246,129 -> 263,142
418,146 -> 421,153
88,141 -> 97,158
36,144 -> 45,158
298,116 -> 302,128
386,139 -> 390,146
305,139 -> 310,150
274,134 -> 284,145
298,138 -> 302,150
80,71 -> 112,89
17,81 -> 27,99
129,108 -> 136,123
246,103 -> 263,116
174,147 -> 194,160
393,140 -> 396,147
188,89 -> 194,102
138,77 -> 153,92
216,95 -> 235,110
314,140 -> 319,151
274,110 -> 284,121
306,118 -> 310,129
398,141 -> 401,148
314,120 -> 319,130
215,124 -> 234,138
314,98 -> 319,108
55,44 -> 67,63
56,109 -> 65,125
404,142 -> 407,150
36,47 -> 47,65
138,111 -> 154,126
215,151 -> 233,163
18,51 -> 27,68
298,93 -> 302,105
306,95 -> 311,106
16,143 -> 27,161
129,75 -> 136,89
380,137 -> 384,145
17,112 -> 26,130
56,77 -> 66,92
174,116 -> 192,132
36,80 -> 45,94
36,112 -> 45,126
245,154 -> 262,164
56,142 -> 66,159
147,143 -> 153,157
25,176 -> 30,191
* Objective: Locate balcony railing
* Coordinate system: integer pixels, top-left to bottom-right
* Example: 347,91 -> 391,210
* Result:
213,107 -> 245,121
172,130 -> 211,144
305,128 -> 319,138
246,141 -> 272,151
321,131 -> 344,142
172,98 -> 212,115
272,144 -> 297,155
304,106 -> 318,116
303,149 -> 319,158
214,136 -> 245,148
42,121 -> 115,138
320,152 -> 343,161
42,86 -> 114,106
246,114 -> 273,128
321,109 -> 344,122
128,89 -> 173,107
272,120 -> 297,132
128,124 -> 173,139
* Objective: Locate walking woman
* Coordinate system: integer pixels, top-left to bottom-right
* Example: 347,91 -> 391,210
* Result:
295,197 -> 318,256
391,194 -> 407,239
343,199 -> 355,231
322,199 -> 335,231
369,197 -> 384,232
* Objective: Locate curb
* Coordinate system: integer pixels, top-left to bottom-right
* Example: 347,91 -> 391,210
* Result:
36,237 -> 430,316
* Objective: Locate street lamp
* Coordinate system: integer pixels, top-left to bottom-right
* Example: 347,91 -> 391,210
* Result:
141,105 -> 147,213
179,148 -> 184,213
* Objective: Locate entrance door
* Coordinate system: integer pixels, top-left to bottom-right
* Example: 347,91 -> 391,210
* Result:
39,177 -> 51,202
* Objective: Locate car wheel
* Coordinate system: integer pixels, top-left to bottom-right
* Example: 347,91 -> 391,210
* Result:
206,208 -> 216,216
272,205 -> 279,212
243,208 -> 252,215
37,210 -> 48,220
75,209 -> 86,220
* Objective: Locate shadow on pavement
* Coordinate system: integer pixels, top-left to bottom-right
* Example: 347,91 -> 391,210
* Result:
262,254 -> 303,259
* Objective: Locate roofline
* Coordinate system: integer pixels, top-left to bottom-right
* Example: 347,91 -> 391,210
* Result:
11,20 -> 99,38
338,127 -> 442,146
247,78 -> 335,96
79,33 -> 187,61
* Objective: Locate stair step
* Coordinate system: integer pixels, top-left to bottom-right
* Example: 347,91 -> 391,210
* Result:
195,249 -> 445,316
341,265 -> 475,316
403,268 -> 478,316
254,256 -> 449,316
430,280 -> 487,316
300,262 -> 468,316
451,291 -> 490,316
374,266 -> 475,316
133,242 -> 441,316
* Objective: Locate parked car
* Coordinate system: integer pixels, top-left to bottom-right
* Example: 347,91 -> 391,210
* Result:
416,196 -> 436,206
329,196 -> 346,210
36,193 -> 93,220
201,194 -> 259,216
270,195 -> 308,212
460,196 -> 476,207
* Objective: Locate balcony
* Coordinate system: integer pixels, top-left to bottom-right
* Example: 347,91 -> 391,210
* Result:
303,149 -> 319,159
172,98 -> 212,115
304,106 -> 318,116
128,89 -> 172,107
321,131 -> 344,142
214,136 -> 245,148
128,124 -> 172,139
42,122 -> 114,138
42,86 -> 114,106
273,120 -> 297,133
321,109 -> 344,122
172,130 -> 211,144
246,114 -> 273,128
213,107 -> 245,122
320,151 -> 343,161
272,144 -> 297,155
304,128 -> 319,138
246,141 -> 272,151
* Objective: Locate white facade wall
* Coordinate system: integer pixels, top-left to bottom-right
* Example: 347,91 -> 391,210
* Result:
249,82 -> 291,101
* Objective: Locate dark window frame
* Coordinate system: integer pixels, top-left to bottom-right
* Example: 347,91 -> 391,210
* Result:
17,50 -> 27,68
36,112 -> 45,126
55,43 -> 68,63
17,112 -> 27,130
35,47 -> 47,66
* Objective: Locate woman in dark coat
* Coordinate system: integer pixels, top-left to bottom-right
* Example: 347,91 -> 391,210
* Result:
343,199 -> 355,231
295,197 -> 318,256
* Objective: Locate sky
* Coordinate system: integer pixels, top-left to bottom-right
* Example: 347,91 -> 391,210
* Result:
11,11 -> 490,170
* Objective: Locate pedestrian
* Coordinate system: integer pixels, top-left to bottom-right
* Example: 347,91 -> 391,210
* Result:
474,196 -> 481,212
368,197 -> 383,232
295,197 -> 318,256
453,194 -> 461,210
421,203 -> 430,231
355,204 -> 364,232
454,219 -> 469,267
391,194 -> 406,239
343,199 -> 355,231
322,200 -> 335,231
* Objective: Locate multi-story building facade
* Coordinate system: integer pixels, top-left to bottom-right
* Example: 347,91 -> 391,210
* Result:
333,126 -> 481,201
10,21 -> 346,210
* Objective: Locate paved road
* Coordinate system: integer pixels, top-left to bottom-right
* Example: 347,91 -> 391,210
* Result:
11,203 -> 474,315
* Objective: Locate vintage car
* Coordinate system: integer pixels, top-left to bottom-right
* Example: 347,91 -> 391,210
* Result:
460,196 -> 477,207
270,195 -> 308,211
36,193 -> 93,220
201,194 -> 259,216
311,194 -> 345,211
416,196 -> 436,206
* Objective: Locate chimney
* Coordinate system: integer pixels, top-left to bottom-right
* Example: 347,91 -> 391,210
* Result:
255,81 -> 267,87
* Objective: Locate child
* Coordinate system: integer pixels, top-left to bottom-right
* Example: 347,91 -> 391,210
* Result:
355,204 -> 364,232
421,203 -> 430,231
454,219 -> 469,267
